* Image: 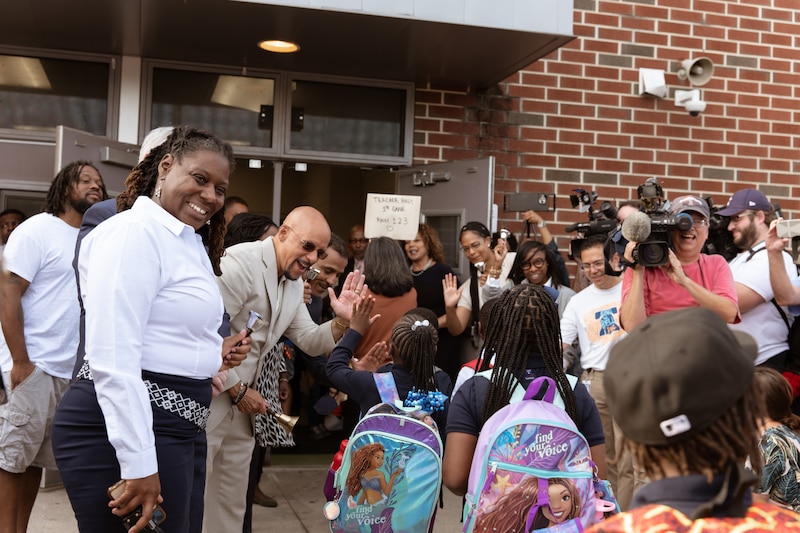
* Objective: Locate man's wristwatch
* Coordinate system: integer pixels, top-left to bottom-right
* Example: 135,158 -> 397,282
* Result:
537,220 -> 547,228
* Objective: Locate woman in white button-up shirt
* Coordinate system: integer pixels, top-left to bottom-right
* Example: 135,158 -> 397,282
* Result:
53,126 -> 241,533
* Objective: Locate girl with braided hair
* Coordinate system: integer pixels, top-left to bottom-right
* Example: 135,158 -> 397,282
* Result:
443,284 -> 606,496
326,296 -> 452,432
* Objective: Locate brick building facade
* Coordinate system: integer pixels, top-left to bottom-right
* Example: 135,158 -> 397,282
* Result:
413,0 -> 800,254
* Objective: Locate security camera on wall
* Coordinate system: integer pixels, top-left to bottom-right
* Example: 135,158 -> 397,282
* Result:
684,98 -> 707,117
675,89 -> 706,117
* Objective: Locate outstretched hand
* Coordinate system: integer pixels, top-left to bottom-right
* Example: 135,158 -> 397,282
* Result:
349,295 -> 381,335
353,341 -> 390,372
442,273 -> 464,309
329,269 -> 367,320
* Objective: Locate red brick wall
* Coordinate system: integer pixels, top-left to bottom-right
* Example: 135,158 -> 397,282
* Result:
413,0 -> 800,245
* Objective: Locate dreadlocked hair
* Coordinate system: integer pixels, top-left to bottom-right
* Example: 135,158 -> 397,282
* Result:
626,376 -> 765,481
479,284 -> 578,426
391,313 -> 438,392
114,125 -> 235,275
44,160 -> 105,215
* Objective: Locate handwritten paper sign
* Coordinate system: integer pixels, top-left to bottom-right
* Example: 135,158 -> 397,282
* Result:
364,193 -> 421,241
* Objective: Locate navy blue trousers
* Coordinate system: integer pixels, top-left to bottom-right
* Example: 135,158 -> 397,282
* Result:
52,372 -> 211,533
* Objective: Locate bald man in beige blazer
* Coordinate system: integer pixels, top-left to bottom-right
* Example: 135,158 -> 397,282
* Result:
204,206 -> 363,532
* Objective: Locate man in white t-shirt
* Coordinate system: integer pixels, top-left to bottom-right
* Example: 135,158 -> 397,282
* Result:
560,234 -> 634,509
0,161 -> 106,532
718,188 -> 798,369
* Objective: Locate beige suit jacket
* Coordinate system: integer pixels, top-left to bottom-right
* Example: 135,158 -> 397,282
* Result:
207,236 -> 335,432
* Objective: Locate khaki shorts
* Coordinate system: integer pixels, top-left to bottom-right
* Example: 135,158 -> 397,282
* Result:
0,366 -> 70,473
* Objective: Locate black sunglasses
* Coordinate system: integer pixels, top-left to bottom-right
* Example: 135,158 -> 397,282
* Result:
285,225 -> 327,258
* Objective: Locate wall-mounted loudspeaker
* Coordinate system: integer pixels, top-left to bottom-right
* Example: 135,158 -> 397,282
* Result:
677,57 -> 714,86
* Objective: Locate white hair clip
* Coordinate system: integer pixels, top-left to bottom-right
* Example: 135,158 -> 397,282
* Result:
411,319 -> 430,331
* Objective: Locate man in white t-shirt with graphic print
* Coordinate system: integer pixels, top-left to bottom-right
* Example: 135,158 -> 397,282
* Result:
561,233 -> 634,510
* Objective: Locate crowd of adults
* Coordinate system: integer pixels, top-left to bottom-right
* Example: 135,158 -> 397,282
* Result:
0,123 -> 799,532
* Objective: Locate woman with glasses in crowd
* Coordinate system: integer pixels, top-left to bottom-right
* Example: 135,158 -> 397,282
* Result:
509,239 -> 575,319
443,222 -> 514,347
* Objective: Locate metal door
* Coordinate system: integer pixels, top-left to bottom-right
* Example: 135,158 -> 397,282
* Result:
55,126 -> 140,195
396,157 -> 494,279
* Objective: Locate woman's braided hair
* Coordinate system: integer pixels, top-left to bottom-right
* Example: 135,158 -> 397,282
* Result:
391,313 -> 438,392
115,125 -> 235,275
479,284 -> 578,425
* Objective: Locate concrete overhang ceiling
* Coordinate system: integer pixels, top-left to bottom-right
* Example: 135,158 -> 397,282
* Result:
0,0 -> 574,88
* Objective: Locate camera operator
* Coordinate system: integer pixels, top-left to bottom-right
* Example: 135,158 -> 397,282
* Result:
717,189 -> 797,370
619,195 -> 739,331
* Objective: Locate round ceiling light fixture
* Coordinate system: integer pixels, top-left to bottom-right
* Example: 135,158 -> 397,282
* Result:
258,40 -> 300,53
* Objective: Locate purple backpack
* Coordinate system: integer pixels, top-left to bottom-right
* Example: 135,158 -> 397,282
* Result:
463,376 -> 597,533
326,376 -> 443,533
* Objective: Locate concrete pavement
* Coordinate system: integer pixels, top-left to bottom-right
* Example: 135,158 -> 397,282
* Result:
29,464 -> 464,532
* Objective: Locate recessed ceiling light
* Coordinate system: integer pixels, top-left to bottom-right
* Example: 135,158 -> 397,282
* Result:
258,40 -> 300,53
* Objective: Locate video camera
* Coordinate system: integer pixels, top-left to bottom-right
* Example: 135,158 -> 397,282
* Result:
565,188 -> 618,259
701,196 -> 738,261
620,178 -> 694,267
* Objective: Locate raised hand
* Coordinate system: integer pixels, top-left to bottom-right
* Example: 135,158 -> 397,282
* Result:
330,269 -> 367,320
350,295 -> 381,335
766,219 -> 788,253
353,341 -> 390,372
442,273 -> 464,309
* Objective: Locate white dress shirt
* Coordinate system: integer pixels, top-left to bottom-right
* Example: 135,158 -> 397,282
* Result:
80,196 -> 224,478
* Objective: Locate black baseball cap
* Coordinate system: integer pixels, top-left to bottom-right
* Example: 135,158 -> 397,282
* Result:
605,307 -> 756,445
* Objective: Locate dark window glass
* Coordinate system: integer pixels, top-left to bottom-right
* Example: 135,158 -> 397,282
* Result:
151,68 -> 274,149
0,55 -> 109,135
289,80 -> 406,157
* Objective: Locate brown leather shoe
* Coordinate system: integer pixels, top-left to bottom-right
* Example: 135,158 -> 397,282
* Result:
253,488 -> 278,508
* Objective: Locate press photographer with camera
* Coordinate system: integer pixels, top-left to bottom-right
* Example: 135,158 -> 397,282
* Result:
619,195 -> 739,332
717,189 -> 797,370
